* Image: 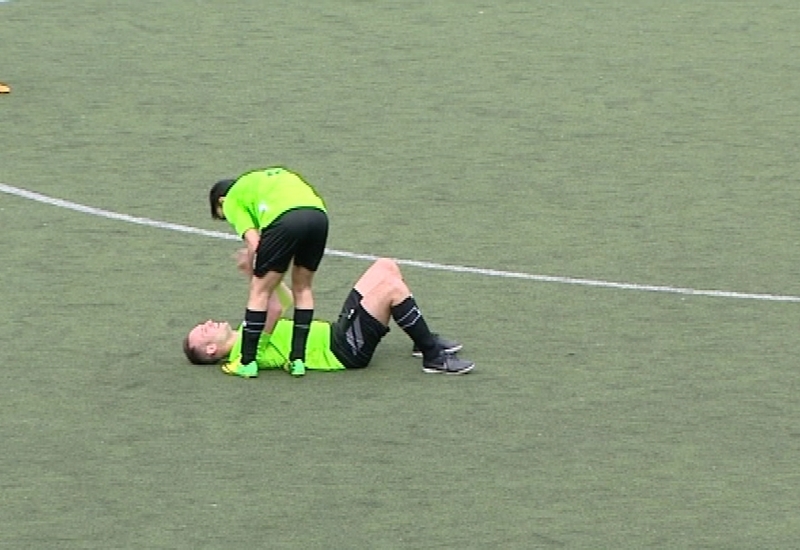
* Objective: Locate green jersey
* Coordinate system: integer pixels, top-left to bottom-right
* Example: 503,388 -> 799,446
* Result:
222,167 -> 327,238
228,319 -> 345,371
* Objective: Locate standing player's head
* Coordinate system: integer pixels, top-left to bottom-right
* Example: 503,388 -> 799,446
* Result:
183,320 -> 236,364
209,178 -> 236,219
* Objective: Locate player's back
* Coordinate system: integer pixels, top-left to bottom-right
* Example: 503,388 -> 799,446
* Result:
234,168 -> 326,219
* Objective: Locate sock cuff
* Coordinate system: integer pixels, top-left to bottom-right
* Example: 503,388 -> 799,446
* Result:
245,309 -> 267,322
244,309 -> 267,332
391,297 -> 420,329
293,308 -> 314,327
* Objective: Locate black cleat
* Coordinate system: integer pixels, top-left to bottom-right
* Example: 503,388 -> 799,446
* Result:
422,352 -> 475,375
412,334 -> 463,357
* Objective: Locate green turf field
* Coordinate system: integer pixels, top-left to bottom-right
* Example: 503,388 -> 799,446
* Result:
2,1 -> 800,548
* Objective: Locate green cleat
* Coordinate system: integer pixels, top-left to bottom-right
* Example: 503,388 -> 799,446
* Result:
221,358 -> 258,378
289,359 -> 306,377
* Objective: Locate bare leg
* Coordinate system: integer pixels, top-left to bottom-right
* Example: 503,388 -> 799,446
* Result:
288,265 -> 318,370
291,265 -> 316,310
355,258 -> 411,325
265,290 -> 286,334
345,258 -> 474,374
247,271 -> 285,311
239,271 -> 285,366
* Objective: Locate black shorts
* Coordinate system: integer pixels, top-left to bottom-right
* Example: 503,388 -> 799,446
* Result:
329,290 -> 390,369
253,207 -> 329,276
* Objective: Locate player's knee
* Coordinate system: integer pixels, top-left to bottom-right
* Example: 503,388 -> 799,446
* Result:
386,274 -> 410,299
374,257 -> 400,278
291,266 -> 315,289
249,281 -> 270,303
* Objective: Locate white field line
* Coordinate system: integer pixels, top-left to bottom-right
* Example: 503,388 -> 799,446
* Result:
2,182 -> 799,303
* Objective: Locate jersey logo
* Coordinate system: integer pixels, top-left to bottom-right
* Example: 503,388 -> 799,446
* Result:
258,202 -> 269,213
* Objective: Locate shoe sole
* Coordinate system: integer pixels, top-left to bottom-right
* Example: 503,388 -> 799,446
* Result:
422,363 -> 475,375
412,344 -> 463,358
221,365 -> 258,378
223,372 -> 258,378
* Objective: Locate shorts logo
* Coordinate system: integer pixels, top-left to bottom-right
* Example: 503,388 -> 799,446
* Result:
345,321 -> 364,355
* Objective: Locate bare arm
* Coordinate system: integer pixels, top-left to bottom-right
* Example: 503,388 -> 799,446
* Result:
264,293 -> 283,334
242,228 -> 260,256
274,281 -> 293,310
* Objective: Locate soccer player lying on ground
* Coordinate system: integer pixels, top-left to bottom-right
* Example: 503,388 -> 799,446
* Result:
183,258 -> 475,375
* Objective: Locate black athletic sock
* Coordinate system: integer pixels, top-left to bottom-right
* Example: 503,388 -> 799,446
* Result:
290,308 -> 314,362
391,296 -> 438,360
241,309 -> 266,364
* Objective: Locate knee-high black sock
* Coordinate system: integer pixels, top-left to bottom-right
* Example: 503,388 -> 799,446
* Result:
391,296 -> 438,360
241,309 -> 266,364
290,308 -> 314,362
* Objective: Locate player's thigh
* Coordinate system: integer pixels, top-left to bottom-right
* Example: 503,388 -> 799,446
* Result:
330,304 -> 389,369
255,208 -> 327,275
358,291 -> 392,326
291,209 -> 329,271
254,218 -> 297,276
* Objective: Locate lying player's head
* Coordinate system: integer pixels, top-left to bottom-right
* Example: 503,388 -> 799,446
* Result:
209,178 -> 236,220
183,320 -> 235,365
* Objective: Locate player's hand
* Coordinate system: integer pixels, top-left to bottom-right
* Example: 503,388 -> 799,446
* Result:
234,247 -> 254,276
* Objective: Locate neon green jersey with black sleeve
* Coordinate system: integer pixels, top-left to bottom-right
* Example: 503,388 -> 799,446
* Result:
221,167 -> 326,238
227,319 -> 345,371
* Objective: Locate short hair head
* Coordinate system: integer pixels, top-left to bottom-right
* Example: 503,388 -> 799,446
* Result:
182,335 -> 218,365
209,178 -> 236,219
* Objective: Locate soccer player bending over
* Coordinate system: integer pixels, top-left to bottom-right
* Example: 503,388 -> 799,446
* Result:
184,258 -> 475,375
209,167 -> 328,378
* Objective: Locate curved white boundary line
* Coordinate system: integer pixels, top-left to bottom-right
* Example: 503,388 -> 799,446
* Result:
2,182 -> 799,303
